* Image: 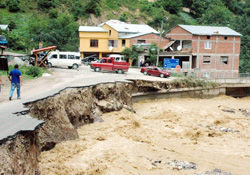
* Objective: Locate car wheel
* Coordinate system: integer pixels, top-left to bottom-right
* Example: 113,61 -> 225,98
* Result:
72,64 -> 78,69
48,63 -> 52,68
117,69 -> 123,74
143,71 -> 148,75
95,67 -> 100,72
160,73 -> 165,78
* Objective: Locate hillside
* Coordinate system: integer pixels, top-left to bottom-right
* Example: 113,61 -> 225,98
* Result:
0,0 -> 249,72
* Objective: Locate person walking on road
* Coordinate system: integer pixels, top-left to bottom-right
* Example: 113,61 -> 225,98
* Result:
0,74 -> 4,93
8,64 -> 23,100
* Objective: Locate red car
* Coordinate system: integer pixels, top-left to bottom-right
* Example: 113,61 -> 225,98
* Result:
91,57 -> 129,74
141,66 -> 170,78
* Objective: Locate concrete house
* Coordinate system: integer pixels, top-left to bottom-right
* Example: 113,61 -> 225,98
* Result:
164,25 -> 241,78
79,20 -> 170,60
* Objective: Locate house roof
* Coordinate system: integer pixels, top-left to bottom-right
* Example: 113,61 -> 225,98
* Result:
0,25 -> 8,30
79,26 -> 108,32
100,20 -> 157,33
178,25 -> 241,36
119,32 -> 158,39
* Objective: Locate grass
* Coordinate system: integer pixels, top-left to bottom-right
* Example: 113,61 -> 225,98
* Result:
171,77 -> 219,89
0,65 -> 51,80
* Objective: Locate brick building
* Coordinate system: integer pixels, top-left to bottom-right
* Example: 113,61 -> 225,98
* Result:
164,25 -> 241,78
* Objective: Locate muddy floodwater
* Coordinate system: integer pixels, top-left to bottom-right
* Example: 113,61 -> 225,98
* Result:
39,96 -> 250,175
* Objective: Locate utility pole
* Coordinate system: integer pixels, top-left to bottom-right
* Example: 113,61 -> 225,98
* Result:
156,20 -> 163,67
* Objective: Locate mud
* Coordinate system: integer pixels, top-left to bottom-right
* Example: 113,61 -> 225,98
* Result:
39,96 -> 250,175
0,130 -> 40,174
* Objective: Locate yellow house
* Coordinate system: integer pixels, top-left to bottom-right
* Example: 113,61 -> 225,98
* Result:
79,20 -> 158,58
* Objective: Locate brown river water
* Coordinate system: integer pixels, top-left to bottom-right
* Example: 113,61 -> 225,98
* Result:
39,96 -> 250,175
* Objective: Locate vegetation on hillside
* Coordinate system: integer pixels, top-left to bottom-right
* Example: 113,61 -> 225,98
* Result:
0,0 -> 249,72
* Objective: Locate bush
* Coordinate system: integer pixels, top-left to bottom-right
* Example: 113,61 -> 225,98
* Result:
37,0 -> 55,10
26,66 -> 41,77
8,0 -> 20,12
0,1 -> 6,8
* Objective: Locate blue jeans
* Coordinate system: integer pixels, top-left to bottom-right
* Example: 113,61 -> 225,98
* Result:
10,83 -> 21,98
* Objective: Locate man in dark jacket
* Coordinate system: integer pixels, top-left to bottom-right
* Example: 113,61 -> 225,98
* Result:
8,64 -> 23,100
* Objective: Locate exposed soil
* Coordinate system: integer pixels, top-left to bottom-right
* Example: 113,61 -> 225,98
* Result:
39,96 -> 250,175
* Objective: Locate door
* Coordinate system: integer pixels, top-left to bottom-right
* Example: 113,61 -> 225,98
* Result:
106,59 -> 113,71
68,54 -> 75,66
49,54 -> 58,66
152,68 -> 159,76
58,54 -> 67,66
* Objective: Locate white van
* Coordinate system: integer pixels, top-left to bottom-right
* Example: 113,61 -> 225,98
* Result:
109,54 -> 126,62
47,51 -> 81,69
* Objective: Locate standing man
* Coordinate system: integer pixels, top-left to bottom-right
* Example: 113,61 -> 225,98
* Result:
8,64 -> 23,100
0,74 -> 4,93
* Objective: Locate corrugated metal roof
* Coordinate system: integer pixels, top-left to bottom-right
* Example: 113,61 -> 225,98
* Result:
163,40 -> 175,50
100,20 -> 157,33
0,25 -> 8,30
119,32 -> 158,39
179,25 -> 241,36
79,26 -> 108,32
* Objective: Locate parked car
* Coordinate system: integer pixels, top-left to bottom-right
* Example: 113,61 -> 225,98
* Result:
82,57 -> 98,65
91,57 -> 129,74
47,51 -> 81,69
141,66 -> 170,78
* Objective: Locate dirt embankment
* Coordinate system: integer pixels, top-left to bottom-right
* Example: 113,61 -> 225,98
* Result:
26,82 -> 133,151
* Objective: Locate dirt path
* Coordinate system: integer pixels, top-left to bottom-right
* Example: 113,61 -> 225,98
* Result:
39,96 -> 250,175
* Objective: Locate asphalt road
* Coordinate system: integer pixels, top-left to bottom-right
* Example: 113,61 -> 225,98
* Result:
0,65 -> 174,141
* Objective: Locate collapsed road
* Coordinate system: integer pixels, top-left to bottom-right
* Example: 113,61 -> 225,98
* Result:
0,67 -> 249,174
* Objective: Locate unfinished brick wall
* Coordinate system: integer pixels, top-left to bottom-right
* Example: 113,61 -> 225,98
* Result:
129,33 -> 170,48
165,25 -> 241,78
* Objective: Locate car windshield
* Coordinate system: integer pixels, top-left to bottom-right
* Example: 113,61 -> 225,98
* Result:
158,68 -> 162,71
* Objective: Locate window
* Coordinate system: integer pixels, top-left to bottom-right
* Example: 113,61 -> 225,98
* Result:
108,40 -> 118,47
221,56 -> 228,64
122,39 -> 126,47
75,56 -> 80,60
224,36 -> 228,40
68,55 -> 75,59
101,59 -> 107,63
207,36 -> 210,39
108,59 -> 112,63
203,56 -> 211,64
90,39 -> 98,47
137,40 -> 145,44
51,54 -> 57,59
153,68 -> 158,70
109,30 -> 111,36
204,41 -> 211,49
59,54 -> 67,59
182,40 -> 192,49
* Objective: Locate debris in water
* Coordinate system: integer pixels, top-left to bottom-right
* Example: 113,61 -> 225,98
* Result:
195,168 -> 234,175
239,108 -> 250,117
166,160 -> 197,170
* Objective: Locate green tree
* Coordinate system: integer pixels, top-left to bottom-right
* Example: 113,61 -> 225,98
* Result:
158,0 -> 182,14
84,0 -> 101,17
37,0 -> 55,10
8,0 -> 20,12
199,4 -> 233,26
45,14 -> 79,51
148,43 -> 158,66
